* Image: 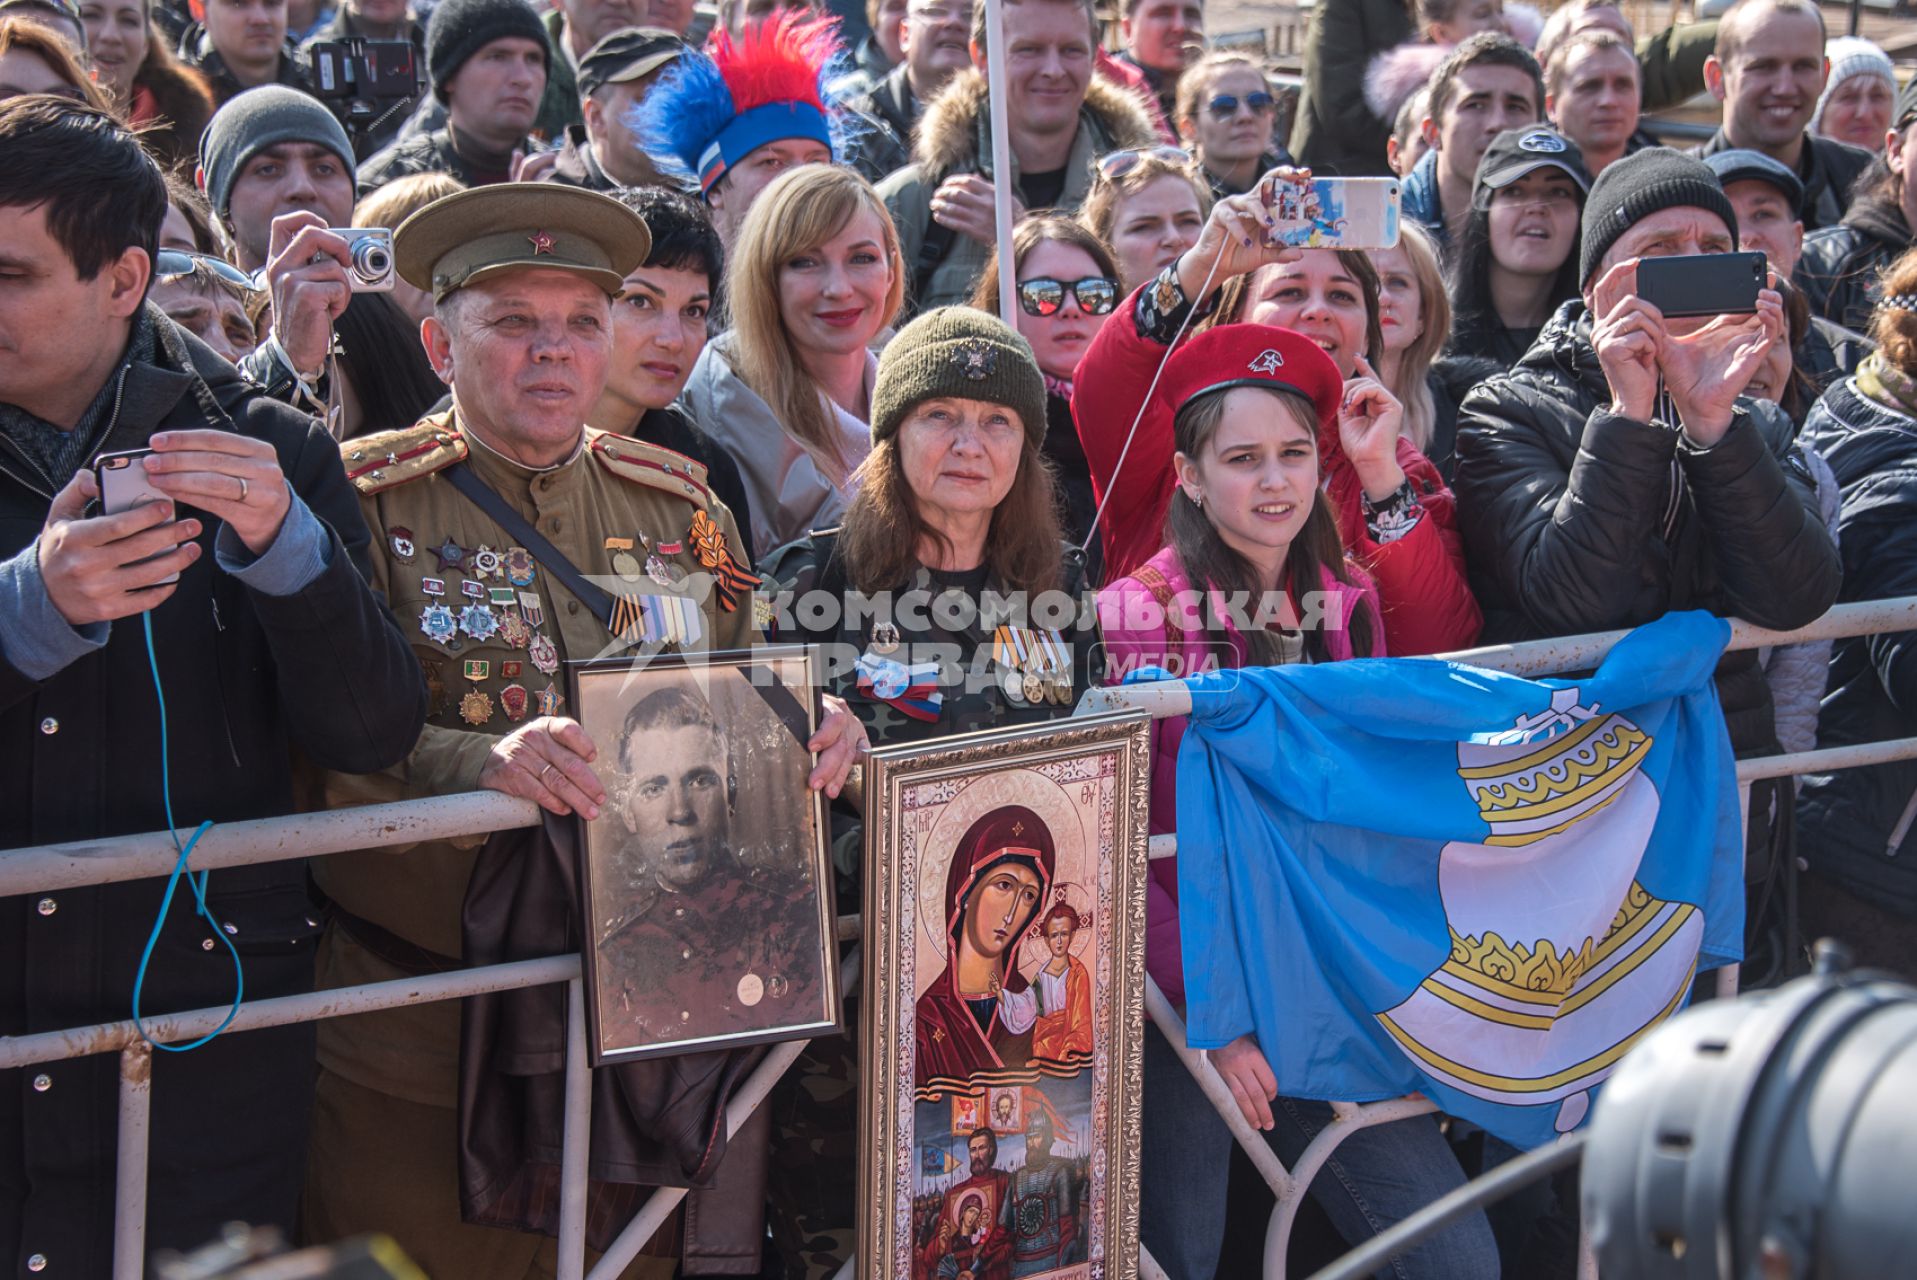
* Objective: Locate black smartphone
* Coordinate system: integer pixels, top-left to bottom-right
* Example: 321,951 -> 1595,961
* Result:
1635,251 -> 1767,319
94,448 -> 181,584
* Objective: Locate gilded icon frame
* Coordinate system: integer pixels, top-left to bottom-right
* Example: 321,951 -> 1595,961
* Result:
859,712 -> 1150,1280
570,645 -> 839,1066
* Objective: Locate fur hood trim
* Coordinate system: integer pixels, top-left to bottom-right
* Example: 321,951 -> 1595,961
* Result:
1362,2 -> 1544,124
1365,43 -> 1446,124
911,66 -> 1160,177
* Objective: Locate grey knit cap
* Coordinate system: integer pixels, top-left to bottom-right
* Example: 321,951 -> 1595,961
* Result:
197,86 -> 355,220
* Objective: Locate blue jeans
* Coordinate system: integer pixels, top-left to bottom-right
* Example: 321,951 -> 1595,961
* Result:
1138,1026 -> 1500,1280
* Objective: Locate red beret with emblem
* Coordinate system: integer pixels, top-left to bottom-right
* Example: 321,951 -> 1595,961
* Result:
1157,324 -> 1345,433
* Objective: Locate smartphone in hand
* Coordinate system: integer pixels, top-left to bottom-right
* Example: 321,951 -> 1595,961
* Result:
94,448 -> 182,584
1635,251 -> 1767,319
1263,175 -> 1402,251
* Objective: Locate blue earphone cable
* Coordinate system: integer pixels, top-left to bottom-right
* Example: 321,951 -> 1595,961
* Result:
130,609 -> 242,1052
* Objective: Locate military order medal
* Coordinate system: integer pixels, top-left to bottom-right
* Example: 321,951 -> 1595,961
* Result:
390,526 -> 417,563
529,632 -> 560,675
471,545 -> 503,580
518,592 -> 545,630
505,547 -> 536,587
535,683 -> 564,717
458,604 -> 499,642
499,684 -> 530,722
497,612 -> 533,649
433,539 -> 466,573
419,603 -> 457,646
462,658 -> 489,682
501,660 -> 523,679
421,577 -> 446,596
459,689 -> 493,726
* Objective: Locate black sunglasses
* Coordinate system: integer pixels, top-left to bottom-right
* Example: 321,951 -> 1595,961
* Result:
1017,275 -> 1119,317
154,250 -> 263,296
1207,91 -> 1275,118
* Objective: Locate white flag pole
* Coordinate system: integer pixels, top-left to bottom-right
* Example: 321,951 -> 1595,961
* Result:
982,0 -> 1019,328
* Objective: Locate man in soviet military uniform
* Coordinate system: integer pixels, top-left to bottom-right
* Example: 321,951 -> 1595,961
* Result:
302,184 -> 866,1278
593,683 -> 822,1049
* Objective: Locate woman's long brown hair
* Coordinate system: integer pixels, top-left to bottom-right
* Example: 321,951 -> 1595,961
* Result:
840,433 -> 1065,597
1168,386 -> 1375,663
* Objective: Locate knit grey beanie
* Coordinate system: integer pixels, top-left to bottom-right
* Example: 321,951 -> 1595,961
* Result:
1579,148 -> 1738,286
197,86 -> 355,220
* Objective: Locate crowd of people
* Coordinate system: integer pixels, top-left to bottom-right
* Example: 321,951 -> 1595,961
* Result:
1,0 -> 1915,1276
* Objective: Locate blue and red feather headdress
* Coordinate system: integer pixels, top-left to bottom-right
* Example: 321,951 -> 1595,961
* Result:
636,10 -> 857,198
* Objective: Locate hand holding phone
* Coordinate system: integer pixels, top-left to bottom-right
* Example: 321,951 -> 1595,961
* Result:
1262,173 -> 1402,251
95,449 -> 185,585
37,463 -> 201,625
1634,251 -> 1766,319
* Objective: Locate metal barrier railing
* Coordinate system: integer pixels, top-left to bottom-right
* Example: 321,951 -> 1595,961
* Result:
6,597 -> 1917,1279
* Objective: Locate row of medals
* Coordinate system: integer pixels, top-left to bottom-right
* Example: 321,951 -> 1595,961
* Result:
400,530 -> 562,727
862,621 -> 1074,707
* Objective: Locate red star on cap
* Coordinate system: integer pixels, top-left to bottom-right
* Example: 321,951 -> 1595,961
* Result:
528,231 -> 555,256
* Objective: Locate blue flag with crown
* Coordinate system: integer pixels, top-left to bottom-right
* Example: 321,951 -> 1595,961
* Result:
1172,611 -> 1745,1150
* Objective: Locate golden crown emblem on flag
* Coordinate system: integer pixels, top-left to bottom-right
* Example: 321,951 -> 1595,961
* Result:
1457,715 -> 1653,848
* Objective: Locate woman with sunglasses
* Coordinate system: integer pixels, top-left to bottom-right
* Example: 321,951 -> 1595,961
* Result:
1076,168 -> 1481,655
1174,52 -> 1290,200
971,214 -> 1121,580
77,0 -> 213,173
1080,146 -> 1211,296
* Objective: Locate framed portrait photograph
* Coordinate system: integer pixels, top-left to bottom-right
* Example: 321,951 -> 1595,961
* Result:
860,713 -> 1152,1280
570,646 -> 839,1066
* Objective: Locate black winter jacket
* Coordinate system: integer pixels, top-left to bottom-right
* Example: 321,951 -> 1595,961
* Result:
1797,191 -> 1911,334
1454,300 -> 1841,754
846,62 -> 915,183
1696,129 -> 1875,233
0,311 -> 425,1272
1797,377 -> 1917,917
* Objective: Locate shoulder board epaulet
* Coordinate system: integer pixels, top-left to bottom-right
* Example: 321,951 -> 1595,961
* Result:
586,430 -> 711,507
343,413 -> 468,495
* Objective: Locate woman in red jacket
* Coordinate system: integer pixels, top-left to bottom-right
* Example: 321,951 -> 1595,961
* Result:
1073,170 -> 1481,655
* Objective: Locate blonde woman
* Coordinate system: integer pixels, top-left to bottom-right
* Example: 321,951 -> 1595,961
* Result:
679,164 -> 905,560
1079,146 -> 1211,295
1372,221 -> 1496,477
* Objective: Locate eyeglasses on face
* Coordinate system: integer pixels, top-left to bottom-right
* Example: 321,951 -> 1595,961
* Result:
1017,275 -> 1119,317
1206,91 -> 1274,119
154,250 -> 264,297
1095,146 -> 1192,182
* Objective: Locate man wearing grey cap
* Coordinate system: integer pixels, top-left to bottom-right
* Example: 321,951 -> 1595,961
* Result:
305,183 -> 867,1276
544,26 -> 686,192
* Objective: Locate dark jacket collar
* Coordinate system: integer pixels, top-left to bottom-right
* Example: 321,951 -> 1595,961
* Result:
1701,128 -> 1871,225
1840,188 -> 1911,247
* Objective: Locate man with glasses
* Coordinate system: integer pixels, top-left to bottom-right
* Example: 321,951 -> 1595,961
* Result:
149,249 -> 264,364
847,0 -> 970,180
877,0 -> 1159,313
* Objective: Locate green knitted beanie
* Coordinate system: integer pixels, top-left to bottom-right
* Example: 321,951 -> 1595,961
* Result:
870,307 -> 1049,449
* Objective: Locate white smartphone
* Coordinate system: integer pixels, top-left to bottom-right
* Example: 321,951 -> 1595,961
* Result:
95,448 -> 181,584
1264,175 -> 1402,252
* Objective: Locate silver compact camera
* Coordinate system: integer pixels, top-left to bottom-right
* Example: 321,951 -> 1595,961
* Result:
334,227 -> 395,292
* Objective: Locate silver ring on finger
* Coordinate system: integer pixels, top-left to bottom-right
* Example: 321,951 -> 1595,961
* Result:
540,762 -> 558,784
237,476 -> 249,504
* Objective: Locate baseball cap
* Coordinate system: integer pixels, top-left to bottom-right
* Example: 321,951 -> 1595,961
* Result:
1473,128 -> 1592,208
1703,148 -> 1805,212
578,27 -> 687,100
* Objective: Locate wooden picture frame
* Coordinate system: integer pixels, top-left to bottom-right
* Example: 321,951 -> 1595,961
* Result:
570,646 -> 839,1066
860,712 -> 1151,1280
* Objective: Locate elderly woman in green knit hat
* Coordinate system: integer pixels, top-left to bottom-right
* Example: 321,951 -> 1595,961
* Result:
765,307 -> 1103,744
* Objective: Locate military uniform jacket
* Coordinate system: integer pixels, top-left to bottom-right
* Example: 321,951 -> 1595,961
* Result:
314,410 -> 756,1107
